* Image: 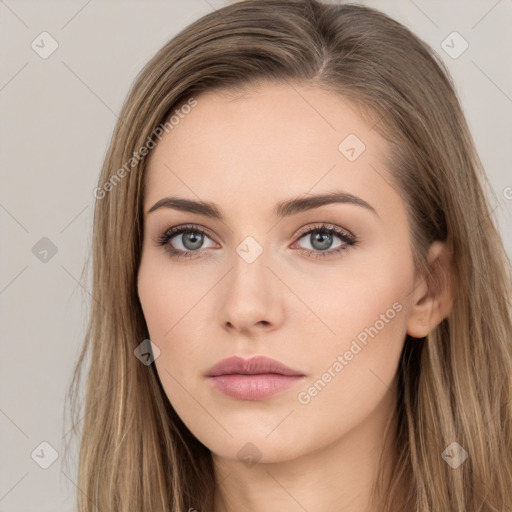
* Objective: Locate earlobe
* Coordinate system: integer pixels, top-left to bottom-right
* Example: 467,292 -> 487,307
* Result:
406,240 -> 455,339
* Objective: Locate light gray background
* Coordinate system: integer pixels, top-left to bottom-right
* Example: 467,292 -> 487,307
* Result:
1,1 -> 511,510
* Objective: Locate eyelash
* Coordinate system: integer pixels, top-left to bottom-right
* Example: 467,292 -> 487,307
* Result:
154,223 -> 358,260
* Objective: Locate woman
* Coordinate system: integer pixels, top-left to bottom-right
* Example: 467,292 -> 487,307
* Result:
66,0 -> 512,510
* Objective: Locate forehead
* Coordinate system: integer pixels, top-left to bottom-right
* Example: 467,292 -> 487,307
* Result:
144,82 -> 393,217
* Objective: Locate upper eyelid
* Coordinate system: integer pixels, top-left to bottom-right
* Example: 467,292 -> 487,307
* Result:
161,222 -> 353,245
295,223 -> 354,239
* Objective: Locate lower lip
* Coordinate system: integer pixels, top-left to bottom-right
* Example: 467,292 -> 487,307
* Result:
207,374 -> 305,400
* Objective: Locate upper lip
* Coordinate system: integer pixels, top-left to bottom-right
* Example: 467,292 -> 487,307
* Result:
205,356 -> 305,377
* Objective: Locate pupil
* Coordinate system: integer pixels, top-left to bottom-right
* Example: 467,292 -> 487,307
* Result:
183,232 -> 203,250
311,231 -> 332,251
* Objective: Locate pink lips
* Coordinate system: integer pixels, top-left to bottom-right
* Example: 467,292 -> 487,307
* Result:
205,355 -> 306,401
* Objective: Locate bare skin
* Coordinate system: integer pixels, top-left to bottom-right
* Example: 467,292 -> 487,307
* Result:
137,81 -> 453,512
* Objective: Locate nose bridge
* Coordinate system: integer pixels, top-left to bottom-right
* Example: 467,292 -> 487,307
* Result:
218,232 -> 284,332
228,233 -> 271,295
235,234 -> 266,266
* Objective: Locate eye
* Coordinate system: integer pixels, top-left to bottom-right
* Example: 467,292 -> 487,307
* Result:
154,222 -> 358,260
154,224 -> 217,259
291,223 -> 357,259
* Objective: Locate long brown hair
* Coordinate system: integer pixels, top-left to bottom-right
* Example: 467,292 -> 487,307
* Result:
65,1 -> 512,510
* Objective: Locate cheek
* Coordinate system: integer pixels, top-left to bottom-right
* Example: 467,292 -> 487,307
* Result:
137,255 -> 207,339
298,248 -> 412,338
137,256 -> 216,387
138,264 -> 171,339
328,272 -> 410,354
294,249 -> 415,395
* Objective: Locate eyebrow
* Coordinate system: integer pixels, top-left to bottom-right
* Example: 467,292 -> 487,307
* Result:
147,191 -> 378,219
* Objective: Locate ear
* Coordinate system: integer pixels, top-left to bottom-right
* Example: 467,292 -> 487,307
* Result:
406,240 -> 455,339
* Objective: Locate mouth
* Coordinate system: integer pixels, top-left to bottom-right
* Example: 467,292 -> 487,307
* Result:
205,355 -> 306,401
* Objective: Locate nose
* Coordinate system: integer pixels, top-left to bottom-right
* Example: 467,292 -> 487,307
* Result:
219,246 -> 285,336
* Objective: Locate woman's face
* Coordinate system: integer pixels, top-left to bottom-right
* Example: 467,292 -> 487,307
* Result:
137,82 -> 420,463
